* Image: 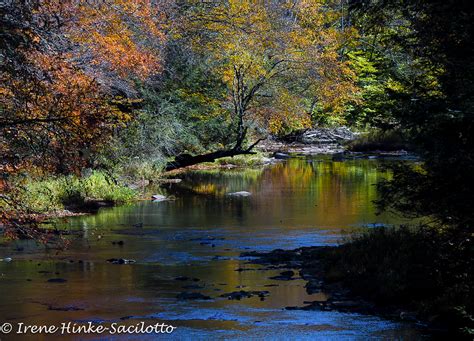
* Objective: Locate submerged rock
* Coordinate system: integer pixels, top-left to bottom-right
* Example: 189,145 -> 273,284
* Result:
175,276 -> 200,282
182,284 -> 205,290
176,292 -> 211,300
305,279 -> 323,294
106,258 -> 136,264
226,191 -> 252,197
190,237 -> 225,241
269,270 -> 296,281
220,290 -> 269,300
47,278 -> 67,283
273,152 -> 291,159
48,305 -> 83,311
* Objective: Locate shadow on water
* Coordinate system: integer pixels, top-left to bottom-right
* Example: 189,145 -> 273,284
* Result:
0,157 -> 426,339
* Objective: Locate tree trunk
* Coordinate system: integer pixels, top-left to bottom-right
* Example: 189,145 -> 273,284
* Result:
164,139 -> 263,171
165,64 -> 265,172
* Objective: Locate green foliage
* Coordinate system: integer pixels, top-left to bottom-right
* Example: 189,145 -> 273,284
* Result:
96,46 -> 234,177
348,129 -> 410,152
348,0 -> 474,230
215,152 -> 267,167
18,171 -> 136,213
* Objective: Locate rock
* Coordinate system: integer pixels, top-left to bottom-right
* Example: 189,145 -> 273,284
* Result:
300,127 -> 356,144
332,152 -> 346,161
226,191 -> 252,197
157,178 -> 182,184
175,276 -> 200,282
48,305 -> 83,311
47,278 -> 67,283
182,284 -> 204,290
331,300 -> 361,309
220,290 -> 269,300
269,270 -> 296,280
399,311 -> 418,322
106,258 -> 136,264
151,194 -> 167,201
261,157 -> 275,165
305,279 -> 323,294
176,292 -> 211,300
190,237 -> 225,241
273,152 -> 291,159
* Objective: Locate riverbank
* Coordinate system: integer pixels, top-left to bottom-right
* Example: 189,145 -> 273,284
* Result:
2,127 -> 413,230
243,226 -> 473,339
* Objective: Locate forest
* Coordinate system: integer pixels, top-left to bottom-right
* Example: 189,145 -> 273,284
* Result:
1,0 -> 473,339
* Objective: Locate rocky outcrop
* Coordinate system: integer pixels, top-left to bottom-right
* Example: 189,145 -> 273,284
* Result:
278,127 -> 356,144
299,127 -> 356,144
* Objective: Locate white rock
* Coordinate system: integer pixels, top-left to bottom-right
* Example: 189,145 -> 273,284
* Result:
151,194 -> 167,201
226,191 -> 252,197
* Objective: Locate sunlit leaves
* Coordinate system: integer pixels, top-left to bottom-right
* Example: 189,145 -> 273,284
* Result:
71,0 -> 166,79
182,0 -> 359,134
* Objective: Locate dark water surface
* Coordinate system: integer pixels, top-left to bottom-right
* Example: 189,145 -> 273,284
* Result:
0,157 -> 426,340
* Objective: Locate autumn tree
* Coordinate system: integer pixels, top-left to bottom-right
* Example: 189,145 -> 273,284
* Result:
1,0 -> 168,238
1,0 -> 168,173
165,0 -> 358,170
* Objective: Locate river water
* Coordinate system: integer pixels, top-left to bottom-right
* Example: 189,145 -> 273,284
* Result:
0,157 -> 426,340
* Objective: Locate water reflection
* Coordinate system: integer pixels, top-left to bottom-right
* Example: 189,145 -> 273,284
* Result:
0,157 -> 423,339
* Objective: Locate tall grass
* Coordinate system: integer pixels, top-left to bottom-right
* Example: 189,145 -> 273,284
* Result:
215,152 -> 267,167
20,171 -> 137,213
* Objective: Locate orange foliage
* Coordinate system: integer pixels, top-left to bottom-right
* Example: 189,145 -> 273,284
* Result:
1,0 -> 167,174
70,0 -> 166,79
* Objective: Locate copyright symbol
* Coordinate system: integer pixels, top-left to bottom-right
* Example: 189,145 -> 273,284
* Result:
1,322 -> 13,334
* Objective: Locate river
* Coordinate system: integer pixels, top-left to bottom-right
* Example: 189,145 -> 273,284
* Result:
0,156 -> 426,340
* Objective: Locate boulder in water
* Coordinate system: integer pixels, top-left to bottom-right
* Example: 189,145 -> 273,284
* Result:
273,152 -> 291,159
176,292 -> 211,300
226,191 -> 252,197
151,194 -> 167,201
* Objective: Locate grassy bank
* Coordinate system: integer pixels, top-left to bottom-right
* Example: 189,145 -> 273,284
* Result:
15,171 -> 137,214
5,152 -> 270,217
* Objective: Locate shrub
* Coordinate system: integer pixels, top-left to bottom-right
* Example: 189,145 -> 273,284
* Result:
323,225 -> 473,336
348,129 -> 411,152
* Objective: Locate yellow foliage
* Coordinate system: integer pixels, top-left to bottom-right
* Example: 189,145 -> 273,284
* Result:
183,0 -> 359,133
